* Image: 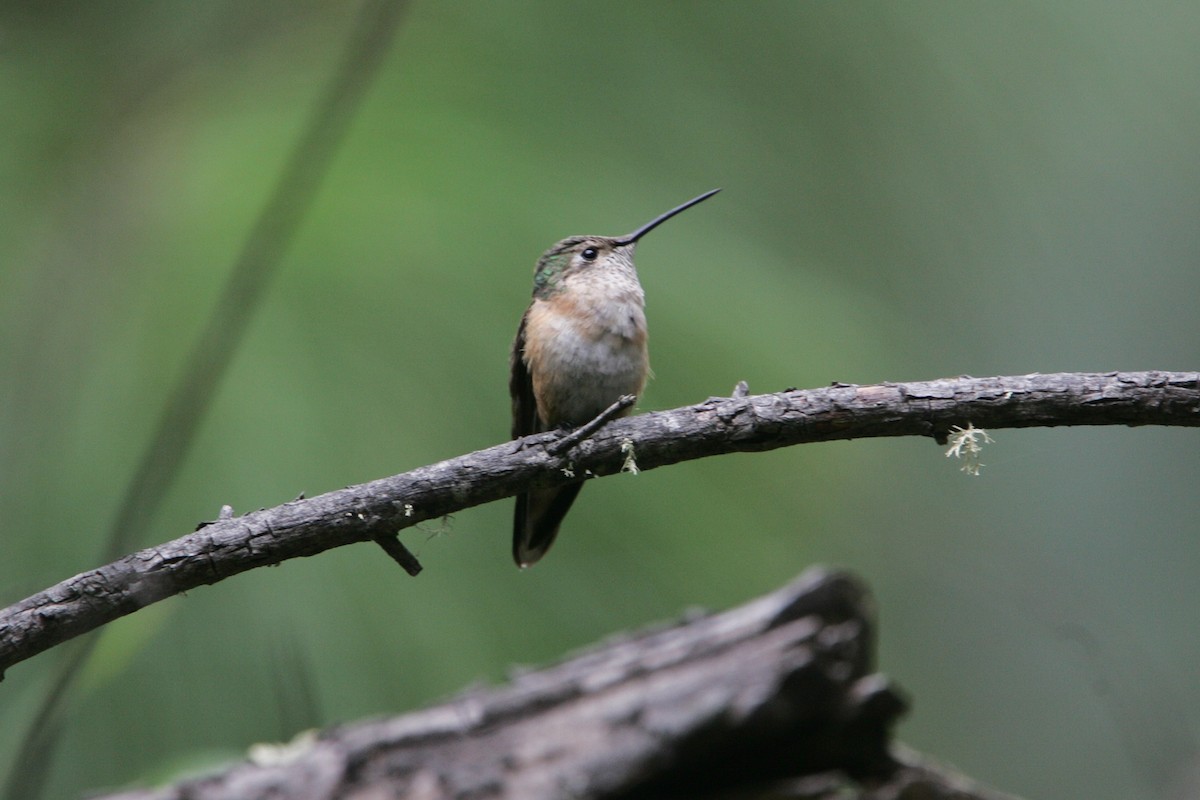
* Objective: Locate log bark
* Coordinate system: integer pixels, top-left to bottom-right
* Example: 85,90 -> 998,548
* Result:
96,568 -> 1022,800
2,370 -> 1198,679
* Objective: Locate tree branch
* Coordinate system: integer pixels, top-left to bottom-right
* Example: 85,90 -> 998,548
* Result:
93,568 -> 1021,800
2,370 -> 1197,679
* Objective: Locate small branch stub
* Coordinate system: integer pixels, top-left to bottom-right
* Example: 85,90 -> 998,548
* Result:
373,535 -> 423,576
548,394 -> 638,457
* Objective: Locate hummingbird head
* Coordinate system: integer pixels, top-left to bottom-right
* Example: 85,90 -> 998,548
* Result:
529,188 -> 720,301
531,236 -> 630,300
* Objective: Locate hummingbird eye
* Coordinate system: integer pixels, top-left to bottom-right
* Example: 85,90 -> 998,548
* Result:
580,246 -> 599,262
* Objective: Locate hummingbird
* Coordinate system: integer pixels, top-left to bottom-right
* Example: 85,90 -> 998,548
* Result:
509,188 -> 720,567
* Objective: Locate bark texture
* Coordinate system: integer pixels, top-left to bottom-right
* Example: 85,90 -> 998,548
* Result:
96,568 -> 1022,800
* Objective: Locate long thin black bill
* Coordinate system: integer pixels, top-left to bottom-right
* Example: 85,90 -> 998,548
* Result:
616,188 -> 721,245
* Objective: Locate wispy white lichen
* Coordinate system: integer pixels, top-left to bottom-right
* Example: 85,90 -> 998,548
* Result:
620,438 -> 640,475
419,515 -> 454,541
248,729 -> 318,766
945,423 -> 994,476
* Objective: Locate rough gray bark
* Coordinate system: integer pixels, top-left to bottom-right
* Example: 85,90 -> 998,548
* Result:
2,370 -> 1198,679
95,568 -> 1022,800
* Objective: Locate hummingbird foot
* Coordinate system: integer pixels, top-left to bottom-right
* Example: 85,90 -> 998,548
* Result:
547,394 -> 638,457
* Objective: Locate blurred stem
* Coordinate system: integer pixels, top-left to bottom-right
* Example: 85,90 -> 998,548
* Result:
2,2 -> 410,798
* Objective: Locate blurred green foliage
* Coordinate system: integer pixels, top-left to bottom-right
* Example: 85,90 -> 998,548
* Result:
2,2 -> 1199,798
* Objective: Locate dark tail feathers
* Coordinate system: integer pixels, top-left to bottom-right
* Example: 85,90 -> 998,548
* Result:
512,483 -> 584,567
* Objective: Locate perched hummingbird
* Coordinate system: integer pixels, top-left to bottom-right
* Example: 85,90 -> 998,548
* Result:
509,189 -> 720,567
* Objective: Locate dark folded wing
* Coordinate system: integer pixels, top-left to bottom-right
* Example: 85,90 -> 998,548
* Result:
509,311 -> 540,438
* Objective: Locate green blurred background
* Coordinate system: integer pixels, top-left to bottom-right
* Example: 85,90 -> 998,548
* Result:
2,2 -> 1199,798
